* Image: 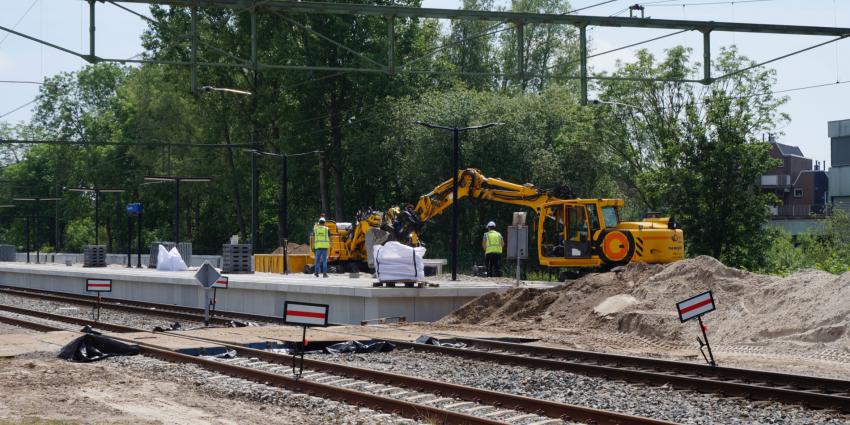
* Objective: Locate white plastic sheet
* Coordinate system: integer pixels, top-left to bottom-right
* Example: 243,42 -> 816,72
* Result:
156,245 -> 188,271
373,241 -> 426,282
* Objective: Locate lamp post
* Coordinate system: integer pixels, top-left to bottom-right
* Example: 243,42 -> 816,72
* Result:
199,84 -> 255,250
68,187 -> 126,246
143,176 -> 212,251
414,121 -> 500,281
13,197 -> 61,264
245,148 -> 321,274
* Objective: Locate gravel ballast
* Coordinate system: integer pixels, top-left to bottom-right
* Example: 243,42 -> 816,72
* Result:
309,350 -> 850,425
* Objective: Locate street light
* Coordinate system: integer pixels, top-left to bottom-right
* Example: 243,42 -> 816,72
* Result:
200,85 -> 253,96
415,121 -> 500,281
143,176 -> 212,251
200,84 -> 258,253
13,197 -> 61,264
68,187 -> 126,246
244,148 -> 322,274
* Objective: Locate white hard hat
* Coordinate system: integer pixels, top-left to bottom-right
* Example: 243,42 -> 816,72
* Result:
318,217 -> 326,223
487,221 -> 496,228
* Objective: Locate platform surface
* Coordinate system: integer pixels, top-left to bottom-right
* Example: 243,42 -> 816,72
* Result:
0,331 -> 79,357
0,262 -> 550,324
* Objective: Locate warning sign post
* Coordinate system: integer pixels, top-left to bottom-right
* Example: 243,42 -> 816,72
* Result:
85,279 -> 112,322
284,301 -> 330,377
676,290 -> 717,367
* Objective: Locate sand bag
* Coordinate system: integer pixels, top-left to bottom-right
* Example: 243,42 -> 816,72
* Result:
373,241 -> 425,282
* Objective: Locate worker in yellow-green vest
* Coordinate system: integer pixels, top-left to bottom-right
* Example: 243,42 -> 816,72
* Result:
482,221 -> 504,278
313,217 -> 330,278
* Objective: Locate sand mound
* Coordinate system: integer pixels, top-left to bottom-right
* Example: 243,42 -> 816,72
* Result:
440,257 -> 850,351
270,243 -> 310,255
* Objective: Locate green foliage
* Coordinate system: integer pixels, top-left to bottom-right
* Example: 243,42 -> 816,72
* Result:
596,46 -> 786,268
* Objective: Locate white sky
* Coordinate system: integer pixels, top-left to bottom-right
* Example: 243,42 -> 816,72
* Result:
1,0 -> 848,165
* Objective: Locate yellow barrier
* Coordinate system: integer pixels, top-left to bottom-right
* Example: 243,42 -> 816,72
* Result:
254,254 -> 310,273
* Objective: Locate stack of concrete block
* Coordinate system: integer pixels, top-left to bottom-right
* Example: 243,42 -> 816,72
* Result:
83,245 -> 107,267
0,244 -> 16,261
222,243 -> 253,274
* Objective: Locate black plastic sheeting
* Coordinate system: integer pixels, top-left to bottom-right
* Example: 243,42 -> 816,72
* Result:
415,334 -> 466,348
58,327 -> 140,362
153,321 -> 259,332
265,340 -> 396,355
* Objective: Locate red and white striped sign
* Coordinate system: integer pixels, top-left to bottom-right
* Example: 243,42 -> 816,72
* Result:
284,301 -> 329,327
212,276 -> 229,289
676,291 -> 715,322
86,278 -> 113,293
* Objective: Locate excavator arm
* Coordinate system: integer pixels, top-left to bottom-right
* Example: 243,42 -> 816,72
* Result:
398,169 -> 567,240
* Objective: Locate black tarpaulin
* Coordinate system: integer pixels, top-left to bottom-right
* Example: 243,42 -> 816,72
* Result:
324,340 -> 396,354
58,334 -> 140,362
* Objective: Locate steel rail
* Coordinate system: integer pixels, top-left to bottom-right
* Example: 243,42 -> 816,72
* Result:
153,332 -> 677,425
0,286 -> 284,325
0,313 -> 65,332
0,308 -> 675,425
452,337 -> 850,395
0,304 -> 143,333
389,339 -> 850,412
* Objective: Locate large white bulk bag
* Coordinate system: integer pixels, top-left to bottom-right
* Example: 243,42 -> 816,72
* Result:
373,241 -> 426,282
156,245 -> 188,271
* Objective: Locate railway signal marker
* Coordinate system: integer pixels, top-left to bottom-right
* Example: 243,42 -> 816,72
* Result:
284,301 -> 330,378
194,261 -> 222,325
676,291 -> 717,367
86,278 -> 112,293
85,278 -> 112,322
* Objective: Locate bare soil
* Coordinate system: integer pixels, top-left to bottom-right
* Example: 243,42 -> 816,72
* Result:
429,256 -> 850,378
0,353 -> 326,425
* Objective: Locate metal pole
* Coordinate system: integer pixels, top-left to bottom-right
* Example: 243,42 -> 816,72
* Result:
175,178 -> 181,248
25,215 -> 30,263
88,0 -> 95,61
451,128 -> 459,281
698,315 -> 717,366
282,155 -> 289,275
94,189 -> 100,245
34,200 -> 39,264
702,30 -> 712,84
127,212 -> 132,267
137,209 -> 143,268
515,226 -> 521,286
579,25 -> 588,105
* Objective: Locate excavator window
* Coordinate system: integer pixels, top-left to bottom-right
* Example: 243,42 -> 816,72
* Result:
601,206 -> 620,228
586,204 -> 600,231
565,206 -> 590,257
541,206 -> 565,257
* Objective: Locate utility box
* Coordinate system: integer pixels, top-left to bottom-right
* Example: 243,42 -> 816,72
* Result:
83,245 -> 107,267
506,226 -> 529,260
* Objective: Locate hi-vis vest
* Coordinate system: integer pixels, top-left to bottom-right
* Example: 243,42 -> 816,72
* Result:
314,225 -> 331,249
485,230 -> 503,254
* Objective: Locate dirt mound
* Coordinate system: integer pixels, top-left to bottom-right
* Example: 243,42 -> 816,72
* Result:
440,257 -> 850,352
270,243 -> 310,255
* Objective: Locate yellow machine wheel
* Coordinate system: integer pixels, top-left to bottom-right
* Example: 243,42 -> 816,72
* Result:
597,229 -> 635,266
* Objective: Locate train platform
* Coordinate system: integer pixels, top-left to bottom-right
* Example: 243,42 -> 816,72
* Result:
0,262 -> 538,324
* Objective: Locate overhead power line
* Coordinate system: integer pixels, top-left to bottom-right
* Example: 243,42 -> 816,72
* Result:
0,99 -> 37,119
0,139 -> 254,148
0,0 -> 38,48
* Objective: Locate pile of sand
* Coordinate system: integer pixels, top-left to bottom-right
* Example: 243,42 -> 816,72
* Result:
271,243 -> 310,255
440,256 -> 850,351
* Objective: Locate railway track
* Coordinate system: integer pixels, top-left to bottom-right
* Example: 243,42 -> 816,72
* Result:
3,286 -> 849,415
0,305 -> 675,425
390,337 -> 850,412
0,285 -> 282,326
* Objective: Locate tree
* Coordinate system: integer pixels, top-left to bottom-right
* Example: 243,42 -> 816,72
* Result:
595,46 -> 786,267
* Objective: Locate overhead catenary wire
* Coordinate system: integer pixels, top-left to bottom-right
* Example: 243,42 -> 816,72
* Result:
0,0 -> 38,48
0,99 -> 37,120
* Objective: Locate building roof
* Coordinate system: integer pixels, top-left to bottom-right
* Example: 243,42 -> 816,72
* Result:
774,142 -> 804,157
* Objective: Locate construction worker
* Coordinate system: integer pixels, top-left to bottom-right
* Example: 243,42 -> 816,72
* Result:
482,221 -> 504,277
313,217 -> 330,278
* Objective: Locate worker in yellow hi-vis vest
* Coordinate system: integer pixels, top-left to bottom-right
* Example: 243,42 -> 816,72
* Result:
482,221 -> 504,278
313,217 -> 330,278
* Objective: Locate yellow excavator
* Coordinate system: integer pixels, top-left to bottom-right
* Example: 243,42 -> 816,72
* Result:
309,168 -> 683,275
